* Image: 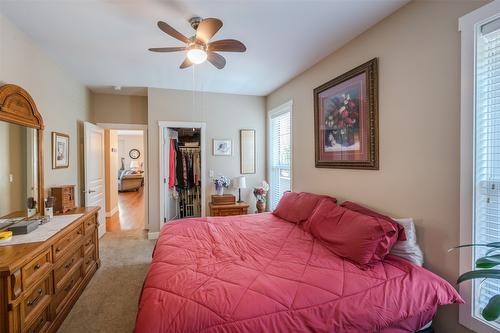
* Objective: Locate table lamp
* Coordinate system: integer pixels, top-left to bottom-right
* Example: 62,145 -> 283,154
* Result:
235,176 -> 247,203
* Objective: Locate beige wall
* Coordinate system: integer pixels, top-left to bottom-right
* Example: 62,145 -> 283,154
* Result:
266,1 -> 486,332
118,134 -> 144,171
0,12 -> 91,206
148,88 -> 266,232
104,129 -> 118,215
92,93 -> 147,125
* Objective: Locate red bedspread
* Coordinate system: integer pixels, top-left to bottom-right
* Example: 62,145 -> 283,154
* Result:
135,213 -> 462,333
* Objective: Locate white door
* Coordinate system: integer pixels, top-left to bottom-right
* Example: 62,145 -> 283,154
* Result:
84,122 -> 106,237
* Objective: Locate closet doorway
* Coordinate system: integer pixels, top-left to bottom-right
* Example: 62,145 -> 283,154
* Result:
159,122 -> 206,228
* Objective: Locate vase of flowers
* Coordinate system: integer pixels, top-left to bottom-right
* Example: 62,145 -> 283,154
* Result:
213,175 -> 230,196
253,181 -> 269,213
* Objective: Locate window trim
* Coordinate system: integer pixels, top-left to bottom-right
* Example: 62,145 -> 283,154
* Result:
460,2 -> 500,332
267,100 -> 293,210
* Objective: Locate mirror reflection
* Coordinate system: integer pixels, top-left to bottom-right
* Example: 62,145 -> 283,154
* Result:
0,122 -> 38,218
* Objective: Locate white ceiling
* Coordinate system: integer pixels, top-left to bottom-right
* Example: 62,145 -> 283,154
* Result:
0,0 -> 408,96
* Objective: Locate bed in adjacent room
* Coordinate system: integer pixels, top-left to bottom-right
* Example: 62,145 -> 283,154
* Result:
134,193 -> 462,333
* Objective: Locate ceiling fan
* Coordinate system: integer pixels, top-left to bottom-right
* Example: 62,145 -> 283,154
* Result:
149,17 -> 246,69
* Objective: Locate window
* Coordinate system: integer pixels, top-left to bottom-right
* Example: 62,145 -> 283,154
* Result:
268,101 -> 292,210
460,2 -> 500,332
474,17 -> 500,329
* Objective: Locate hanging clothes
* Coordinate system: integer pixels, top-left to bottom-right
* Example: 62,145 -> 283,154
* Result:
175,143 -> 184,189
168,138 -> 176,188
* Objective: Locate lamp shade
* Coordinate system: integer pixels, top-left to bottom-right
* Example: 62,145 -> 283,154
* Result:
130,160 -> 140,169
234,176 -> 247,189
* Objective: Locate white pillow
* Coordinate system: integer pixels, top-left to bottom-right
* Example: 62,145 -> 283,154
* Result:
390,218 -> 424,266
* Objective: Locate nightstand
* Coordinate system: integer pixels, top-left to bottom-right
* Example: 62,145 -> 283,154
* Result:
209,202 -> 249,216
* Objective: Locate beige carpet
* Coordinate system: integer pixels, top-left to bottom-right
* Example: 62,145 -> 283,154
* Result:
57,230 -> 155,333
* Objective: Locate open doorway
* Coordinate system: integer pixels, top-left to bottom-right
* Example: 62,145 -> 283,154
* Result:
98,123 -> 148,236
159,122 -> 206,228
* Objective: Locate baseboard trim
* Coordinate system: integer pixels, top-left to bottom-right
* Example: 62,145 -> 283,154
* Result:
148,232 -> 159,240
105,206 -> 119,218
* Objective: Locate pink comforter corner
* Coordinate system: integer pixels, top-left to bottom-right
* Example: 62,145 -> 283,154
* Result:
135,213 -> 462,333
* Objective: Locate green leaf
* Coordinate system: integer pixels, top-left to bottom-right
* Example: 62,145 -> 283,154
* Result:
457,270 -> 500,284
483,295 -> 500,321
476,255 -> 500,269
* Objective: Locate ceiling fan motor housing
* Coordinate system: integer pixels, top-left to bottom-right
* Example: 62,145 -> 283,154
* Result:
189,17 -> 203,30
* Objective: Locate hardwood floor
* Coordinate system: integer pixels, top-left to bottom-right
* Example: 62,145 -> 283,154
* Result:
106,187 -> 145,232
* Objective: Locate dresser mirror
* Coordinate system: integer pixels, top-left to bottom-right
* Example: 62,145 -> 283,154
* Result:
0,84 -> 44,221
0,123 -> 38,218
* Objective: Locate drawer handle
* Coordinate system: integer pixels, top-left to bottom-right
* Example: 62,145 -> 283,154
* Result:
64,279 -> 74,293
85,239 -> 92,247
64,258 -> 75,269
55,248 -> 61,253
77,230 -> 82,235
33,263 -> 41,271
27,288 -> 42,306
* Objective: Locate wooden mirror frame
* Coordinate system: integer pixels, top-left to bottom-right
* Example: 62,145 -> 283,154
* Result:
0,84 -> 45,214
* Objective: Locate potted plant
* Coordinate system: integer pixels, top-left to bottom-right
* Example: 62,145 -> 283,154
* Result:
453,241 -> 500,321
253,181 -> 269,213
213,175 -> 230,196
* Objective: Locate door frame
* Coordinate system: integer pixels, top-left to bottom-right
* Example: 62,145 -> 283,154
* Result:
158,121 -> 206,229
97,123 -> 149,229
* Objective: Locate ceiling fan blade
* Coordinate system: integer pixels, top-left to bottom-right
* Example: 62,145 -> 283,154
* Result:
208,39 -> 246,52
196,18 -> 223,44
180,57 -> 193,69
207,52 -> 226,69
157,21 -> 190,44
149,47 -> 186,53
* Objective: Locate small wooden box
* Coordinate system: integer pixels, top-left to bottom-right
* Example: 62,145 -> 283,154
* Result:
211,194 -> 235,205
51,185 -> 76,214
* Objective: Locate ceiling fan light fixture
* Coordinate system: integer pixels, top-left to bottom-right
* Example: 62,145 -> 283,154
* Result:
187,46 -> 207,64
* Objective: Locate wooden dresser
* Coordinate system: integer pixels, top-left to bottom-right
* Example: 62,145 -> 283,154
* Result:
209,202 -> 249,217
0,207 -> 100,333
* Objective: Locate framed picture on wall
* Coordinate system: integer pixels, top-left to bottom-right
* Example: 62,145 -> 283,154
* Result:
213,139 -> 232,156
52,132 -> 70,169
240,129 -> 256,174
314,58 -> 379,170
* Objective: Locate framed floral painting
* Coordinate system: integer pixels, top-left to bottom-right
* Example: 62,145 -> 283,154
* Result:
314,58 -> 379,169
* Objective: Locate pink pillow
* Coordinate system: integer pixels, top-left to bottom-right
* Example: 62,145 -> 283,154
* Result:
341,201 -> 407,241
272,192 -> 336,224
308,200 -> 398,265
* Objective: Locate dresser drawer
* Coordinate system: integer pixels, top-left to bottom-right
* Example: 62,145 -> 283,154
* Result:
53,224 -> 83,262
24,303 -> 50,333
83,214 -> 97,235
215,208 -> 246,216
22,274 -> 51,327
22,249 -> 52,290
83,232 -> 95,253
54,248 -> 83,291
52,267 -> 81,315
83,245 -> 96,274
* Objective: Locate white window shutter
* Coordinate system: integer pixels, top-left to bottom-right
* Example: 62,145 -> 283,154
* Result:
474,17 -> 500,327
269,105 -> 292,210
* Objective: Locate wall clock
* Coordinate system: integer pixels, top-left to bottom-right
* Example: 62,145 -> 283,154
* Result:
129,149 -> 140,159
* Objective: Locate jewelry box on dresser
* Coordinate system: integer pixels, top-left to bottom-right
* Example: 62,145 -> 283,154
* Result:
0,84 -> 101,333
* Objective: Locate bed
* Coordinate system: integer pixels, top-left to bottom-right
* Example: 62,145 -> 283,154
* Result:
134,210 -> 462,333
